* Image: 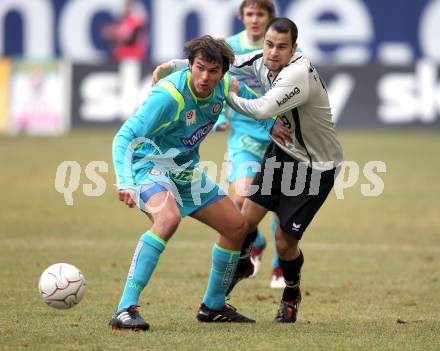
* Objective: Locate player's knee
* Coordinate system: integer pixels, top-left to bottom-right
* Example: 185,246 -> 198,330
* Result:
276,239 -> 290,257
234,194 -> 245,209
276,234 -> 299,259
155,212 -> 181,236
221,214 -> 248,242
233,216 -> 249,238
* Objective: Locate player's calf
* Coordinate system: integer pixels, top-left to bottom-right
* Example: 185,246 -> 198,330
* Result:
225,230 -> 258,295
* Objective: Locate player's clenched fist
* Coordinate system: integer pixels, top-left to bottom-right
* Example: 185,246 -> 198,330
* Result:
118,189 -> 136,208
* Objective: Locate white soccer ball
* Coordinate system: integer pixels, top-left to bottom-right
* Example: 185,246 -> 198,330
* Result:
38,263 -> 86,309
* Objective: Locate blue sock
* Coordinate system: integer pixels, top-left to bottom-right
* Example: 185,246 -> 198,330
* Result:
202,244 -> 240,310
253,228 -> 266,248
272,256 -> 280,269
271,216 -> 280,269
117,231 -> 166,312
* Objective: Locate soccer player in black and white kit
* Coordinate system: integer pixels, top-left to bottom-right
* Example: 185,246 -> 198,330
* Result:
225,17 -> 343,323
151,17 -> 343,324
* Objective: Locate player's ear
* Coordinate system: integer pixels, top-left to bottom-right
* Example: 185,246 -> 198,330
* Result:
292,43 -> 297,55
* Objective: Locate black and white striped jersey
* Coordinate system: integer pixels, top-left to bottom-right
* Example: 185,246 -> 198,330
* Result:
227,50 -> 343,170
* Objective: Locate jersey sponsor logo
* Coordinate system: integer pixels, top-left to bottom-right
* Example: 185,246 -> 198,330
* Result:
180,121 -> 214,147
276,87 -> 300,107
169,167 -> 201,184
238,135 -> 266,157
186,109 -> 196,126
211,102 -> 223,115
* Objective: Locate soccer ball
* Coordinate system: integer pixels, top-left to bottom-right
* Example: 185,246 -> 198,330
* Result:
38,263 -> 86,309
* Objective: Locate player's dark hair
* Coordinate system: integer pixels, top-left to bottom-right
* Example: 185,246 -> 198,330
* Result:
184,35 -> 235,74
265,17 -> 298,45
239,0 -> 276,20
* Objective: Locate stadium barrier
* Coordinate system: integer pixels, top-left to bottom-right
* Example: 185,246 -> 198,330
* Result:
0,59 -> 439,135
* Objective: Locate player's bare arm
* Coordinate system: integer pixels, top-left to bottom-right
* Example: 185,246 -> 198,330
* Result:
151,61 -> 175,86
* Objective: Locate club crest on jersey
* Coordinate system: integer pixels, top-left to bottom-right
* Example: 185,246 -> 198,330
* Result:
148,168 -> 162,176
211,102 -> 223,115
186,110 -> 196,126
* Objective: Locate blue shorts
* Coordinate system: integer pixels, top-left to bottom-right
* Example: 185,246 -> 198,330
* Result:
228,135 -> 270,183
134,166 -> 226,217
228,150 -> 263,183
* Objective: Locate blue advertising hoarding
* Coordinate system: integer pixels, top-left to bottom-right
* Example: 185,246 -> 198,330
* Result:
1,0 -> 439,64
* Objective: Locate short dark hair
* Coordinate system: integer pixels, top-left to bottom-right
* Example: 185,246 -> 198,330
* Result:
184,35 -> 235,74
265,17 -> 298,45
239,0 -> 276,20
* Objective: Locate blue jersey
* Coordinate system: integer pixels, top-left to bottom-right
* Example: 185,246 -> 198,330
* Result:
113,68 -> 258,190
216,31 -> 273,148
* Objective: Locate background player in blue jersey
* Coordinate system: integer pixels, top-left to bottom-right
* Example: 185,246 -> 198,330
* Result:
110,36 -> 262,331
214,0 -> 285,288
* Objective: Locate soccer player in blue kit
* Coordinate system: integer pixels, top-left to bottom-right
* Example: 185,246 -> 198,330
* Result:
213,0 -> 286,288
110,36 -> 262,331
157,18 -> 343,325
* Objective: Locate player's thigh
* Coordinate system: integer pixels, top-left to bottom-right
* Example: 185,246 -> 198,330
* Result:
191,196 -> 247,237
277,166 -> 336,240
142,190 -> 181,239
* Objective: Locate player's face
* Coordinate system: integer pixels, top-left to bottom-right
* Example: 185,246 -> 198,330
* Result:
189,56 -> 224,98
263,28 -> 297,75
241,4 -> 271,42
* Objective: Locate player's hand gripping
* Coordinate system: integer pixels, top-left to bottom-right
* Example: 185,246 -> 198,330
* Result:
271,118 -> 293,146
151,61 -> 174,86
230,76 -> 239,95
118,189 -> 137,208
215,122 -> 230,131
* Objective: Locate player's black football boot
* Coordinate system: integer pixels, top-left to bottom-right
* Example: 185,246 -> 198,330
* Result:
196,303 -> 256,323
274,293 -> 302,323
110,305 -> 150,331
225,258 -> 254,296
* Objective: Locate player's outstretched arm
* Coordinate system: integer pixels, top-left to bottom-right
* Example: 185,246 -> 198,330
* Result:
227,67 -> 310,120
151,59 -> 190,86
151,61 -> 174,86
112,87 -> 178,193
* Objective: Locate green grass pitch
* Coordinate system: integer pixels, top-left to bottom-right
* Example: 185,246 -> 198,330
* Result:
1,130 -> 439,350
